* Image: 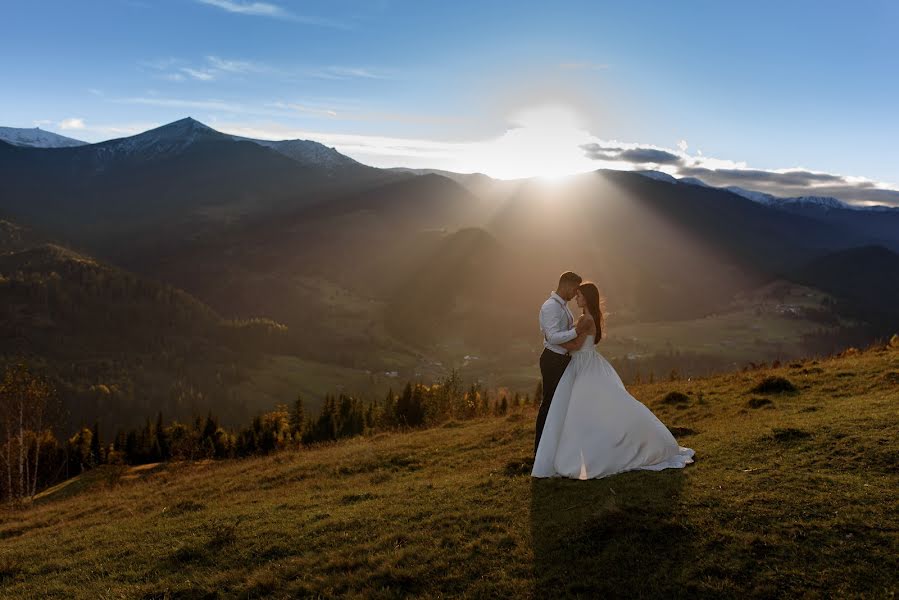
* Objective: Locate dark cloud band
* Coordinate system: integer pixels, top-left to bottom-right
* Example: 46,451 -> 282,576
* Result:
581,143 -> 681,165
580,142 -> 899,207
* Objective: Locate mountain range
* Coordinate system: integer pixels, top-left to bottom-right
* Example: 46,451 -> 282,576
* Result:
0,125 -> 88,148
2,117 -> 898,428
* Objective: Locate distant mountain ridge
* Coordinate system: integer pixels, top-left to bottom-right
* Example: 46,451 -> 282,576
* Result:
0,117 -> 399,252
0,118 -> 362,171
232,134 -> 362,171
635,169 -> 898,212
0,126 -> 88,148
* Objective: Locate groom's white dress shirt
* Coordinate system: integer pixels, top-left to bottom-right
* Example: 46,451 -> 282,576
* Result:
540,292 -> 577,355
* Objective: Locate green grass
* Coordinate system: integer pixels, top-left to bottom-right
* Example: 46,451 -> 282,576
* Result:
602,281 -> 839,362
234,355 -> 389,415
2,346 -> 897,598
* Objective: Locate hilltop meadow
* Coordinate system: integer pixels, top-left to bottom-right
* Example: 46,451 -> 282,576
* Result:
1,341 -> 897,599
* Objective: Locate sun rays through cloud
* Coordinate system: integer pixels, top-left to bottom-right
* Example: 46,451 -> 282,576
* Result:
206,101 -> 899,207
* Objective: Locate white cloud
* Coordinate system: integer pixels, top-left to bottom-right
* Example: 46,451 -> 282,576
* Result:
114,96 -> 243,112
211,106 -> 600,179
304,66 -> 392,80
86,123 -> 160,138
321,67 -> 382,79
270,101 -> 338,118
580,136 -> 899,206
195,0 -> 286,17
43,120 -> 159,142
206,55 -> 268,74
142,54 -> 392,86
59,118 -> 86,130
194,0 -> 346,27
180,67 -> 216,81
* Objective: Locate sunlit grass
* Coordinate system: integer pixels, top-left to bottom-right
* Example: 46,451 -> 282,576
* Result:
1,345 -> 897,598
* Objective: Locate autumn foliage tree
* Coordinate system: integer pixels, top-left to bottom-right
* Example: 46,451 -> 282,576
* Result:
0,363 -> 57,504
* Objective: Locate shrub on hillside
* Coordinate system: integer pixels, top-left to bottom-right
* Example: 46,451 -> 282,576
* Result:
751,376 -> 797,394
660,391 -> 690,405
747,398 -> 774,409
772,427 -> 812,442
666,425 -> 696,437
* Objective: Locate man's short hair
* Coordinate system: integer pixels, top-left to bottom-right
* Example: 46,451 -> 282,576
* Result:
559,271 -> 582,287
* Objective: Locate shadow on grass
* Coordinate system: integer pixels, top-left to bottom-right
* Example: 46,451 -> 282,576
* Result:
530,469 -> 691,598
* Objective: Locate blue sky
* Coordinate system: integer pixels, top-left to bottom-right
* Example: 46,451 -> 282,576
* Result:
3,0 -> 898,203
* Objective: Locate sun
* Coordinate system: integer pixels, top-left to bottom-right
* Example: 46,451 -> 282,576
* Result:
470,105 -> 598,180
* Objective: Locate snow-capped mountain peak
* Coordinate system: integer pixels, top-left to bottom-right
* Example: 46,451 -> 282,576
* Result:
2,117 -> 365,175
93,117 -> 225,159
723,186 -> 854,211
228,134 -> 361,170
785,195 -> 850,210
0,126 -> 88,148
635,169 -> 678,184
723,186 -> 780,205
633,170 -> 897,212
677,176 -> 710,188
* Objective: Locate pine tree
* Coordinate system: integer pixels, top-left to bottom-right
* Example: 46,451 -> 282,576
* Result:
364,401 -> 375,429
290,395 -> 305,437
479,390 -> 490,416
202,412 -> 218,442
90,421 -> 102,466
155,411 -> 169,460
397,383 -> 413,426
124,430 -> 138,463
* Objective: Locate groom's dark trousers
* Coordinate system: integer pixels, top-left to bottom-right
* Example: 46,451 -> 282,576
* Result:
535,348 -> 571,455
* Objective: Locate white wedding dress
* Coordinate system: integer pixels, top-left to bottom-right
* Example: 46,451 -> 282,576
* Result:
532,334 -> 695,479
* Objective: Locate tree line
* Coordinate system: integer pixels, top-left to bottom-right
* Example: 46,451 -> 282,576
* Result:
0,362 -> 537,506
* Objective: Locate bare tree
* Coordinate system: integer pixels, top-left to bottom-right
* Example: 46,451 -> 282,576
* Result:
0,365 -> 18,505
0,363 -> 54,504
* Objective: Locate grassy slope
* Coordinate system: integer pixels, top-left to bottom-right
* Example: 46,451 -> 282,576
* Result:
2,347 -> 897,599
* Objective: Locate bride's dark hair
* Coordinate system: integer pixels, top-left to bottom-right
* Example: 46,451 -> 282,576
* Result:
578,282 -> 604,344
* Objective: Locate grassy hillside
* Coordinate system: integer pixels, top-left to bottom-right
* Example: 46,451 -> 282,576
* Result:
0,235 -> 295,430
2,344 -> 897,598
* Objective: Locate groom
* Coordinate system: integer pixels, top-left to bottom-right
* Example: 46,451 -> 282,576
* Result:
535,271 -> 587,455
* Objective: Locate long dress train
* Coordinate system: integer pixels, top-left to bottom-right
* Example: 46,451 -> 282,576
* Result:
532,335 -> 694,479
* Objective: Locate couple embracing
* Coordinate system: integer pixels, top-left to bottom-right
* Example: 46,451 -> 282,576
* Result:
532,271 -> 695,479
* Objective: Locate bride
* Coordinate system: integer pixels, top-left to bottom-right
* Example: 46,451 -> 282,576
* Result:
532,282 -> 695,479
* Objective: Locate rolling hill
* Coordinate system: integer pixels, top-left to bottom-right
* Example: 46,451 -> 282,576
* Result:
0,220 -> 297,429
2,342 -> 896,598
791,245 -> 899,332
